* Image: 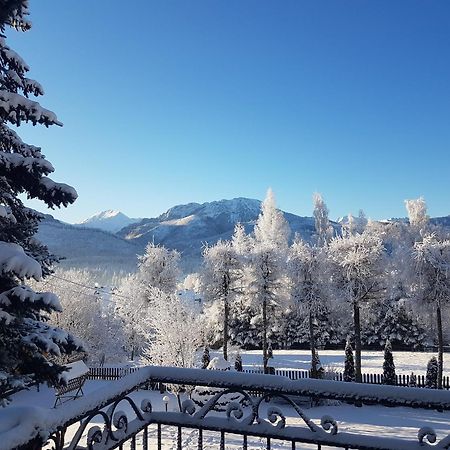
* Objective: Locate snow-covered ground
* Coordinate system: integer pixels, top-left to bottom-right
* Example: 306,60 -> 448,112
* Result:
8,379 -> 450,449
236,349 -> 449,376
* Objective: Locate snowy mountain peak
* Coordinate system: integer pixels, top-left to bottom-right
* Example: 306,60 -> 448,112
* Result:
78,210 -> 139,233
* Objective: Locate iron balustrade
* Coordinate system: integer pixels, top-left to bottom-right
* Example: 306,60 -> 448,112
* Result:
3,366 -> 450,450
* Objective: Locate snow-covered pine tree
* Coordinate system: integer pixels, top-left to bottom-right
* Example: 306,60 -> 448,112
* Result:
0,0 -> 82,403
382,339 -> 396,385
234,351 -> 243,372
370,301 -> 427,350
250,188 -> 290,373
343,339 -> 355,382
425,356 -> 439,389
328,226 -> 386,382
310,348 -> 324,379
201,346 -> 210,369
408,372 -> 417,387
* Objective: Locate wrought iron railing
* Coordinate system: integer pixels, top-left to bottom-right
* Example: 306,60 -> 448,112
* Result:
3,366 -> 450,450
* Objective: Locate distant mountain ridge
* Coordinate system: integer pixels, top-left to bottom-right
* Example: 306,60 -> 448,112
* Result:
116,197 -> 333,271
38,198 -> 449,274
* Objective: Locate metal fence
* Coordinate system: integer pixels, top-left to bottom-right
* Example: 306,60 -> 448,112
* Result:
6,366 -> 446,449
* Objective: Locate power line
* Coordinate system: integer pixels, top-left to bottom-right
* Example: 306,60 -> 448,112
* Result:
47,273 -> 131,301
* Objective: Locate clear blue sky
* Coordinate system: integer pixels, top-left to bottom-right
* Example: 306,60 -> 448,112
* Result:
9,1 -> 450,223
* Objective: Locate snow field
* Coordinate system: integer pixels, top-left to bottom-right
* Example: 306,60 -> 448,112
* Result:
237,349 -> 450,376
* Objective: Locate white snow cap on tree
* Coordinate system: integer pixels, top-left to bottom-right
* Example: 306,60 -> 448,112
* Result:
137,242 -> 181,294
254,188 -> 290,250
405,197 -> 429,231
313,193 -> 333,246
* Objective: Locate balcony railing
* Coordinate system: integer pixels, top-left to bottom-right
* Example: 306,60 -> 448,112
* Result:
3,366 -> 450,450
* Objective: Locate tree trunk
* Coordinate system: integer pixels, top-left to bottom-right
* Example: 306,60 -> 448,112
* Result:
353,302 -> 362,383
437,305 -> 444,389
177,393 -> 182,412
309,310 -> 317,378
262,297 -> 268,374
223,298 -> 229,361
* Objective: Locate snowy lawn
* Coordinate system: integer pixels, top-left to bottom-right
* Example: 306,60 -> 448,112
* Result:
234,349 -> 450,376
7,379 -> 450,449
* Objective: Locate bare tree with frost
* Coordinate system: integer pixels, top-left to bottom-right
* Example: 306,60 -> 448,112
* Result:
201,234 -> 241,361
141,287 -> 204,410
328,227 -> 386,382
37,269 -> 127,365
0,0 -> 82,402
413,233 -> 450,389
288,237 -> 327,377
138,242 -> 181,295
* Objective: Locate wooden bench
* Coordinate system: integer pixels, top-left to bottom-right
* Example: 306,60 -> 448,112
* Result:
54,360 -> 89,407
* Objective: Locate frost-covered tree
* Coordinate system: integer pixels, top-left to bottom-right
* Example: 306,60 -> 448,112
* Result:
288,237 -> 328,377
201,237 -> 241,361
0,1 -> 82,402
114,273 -> 149,360
343,339 -> 355,382
414,234 -> 450,389
36,269 -> 126,365
328,228 -> 386,382
141,287 -> 204,408
382,339 -> 396,385
141,287 -> 203,369
250,188 -> 290,372
405,197 -> 429,232
313,193 -> 333,246
138,242 -> 181,295
425,356 -> 439,389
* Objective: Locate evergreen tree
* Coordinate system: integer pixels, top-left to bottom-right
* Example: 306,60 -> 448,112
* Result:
267,341 -> 273,360
408,372 -> 417,387
234,351 -> 243,372
343,339 -> 356,382
366,301 -> 427,350
382,339 -> 396,385
201,346 -> 210,369
0,0 -> 82,403
310,348 -> 324,379
425,356 -> 439,389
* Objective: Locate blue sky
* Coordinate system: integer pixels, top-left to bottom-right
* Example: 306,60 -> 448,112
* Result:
9,1 -> 450,223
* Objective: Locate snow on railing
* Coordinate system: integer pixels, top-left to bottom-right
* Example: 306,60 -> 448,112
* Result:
2,366 -> 450,450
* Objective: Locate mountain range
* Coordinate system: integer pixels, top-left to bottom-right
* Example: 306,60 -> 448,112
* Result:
37,198 -> 449,274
